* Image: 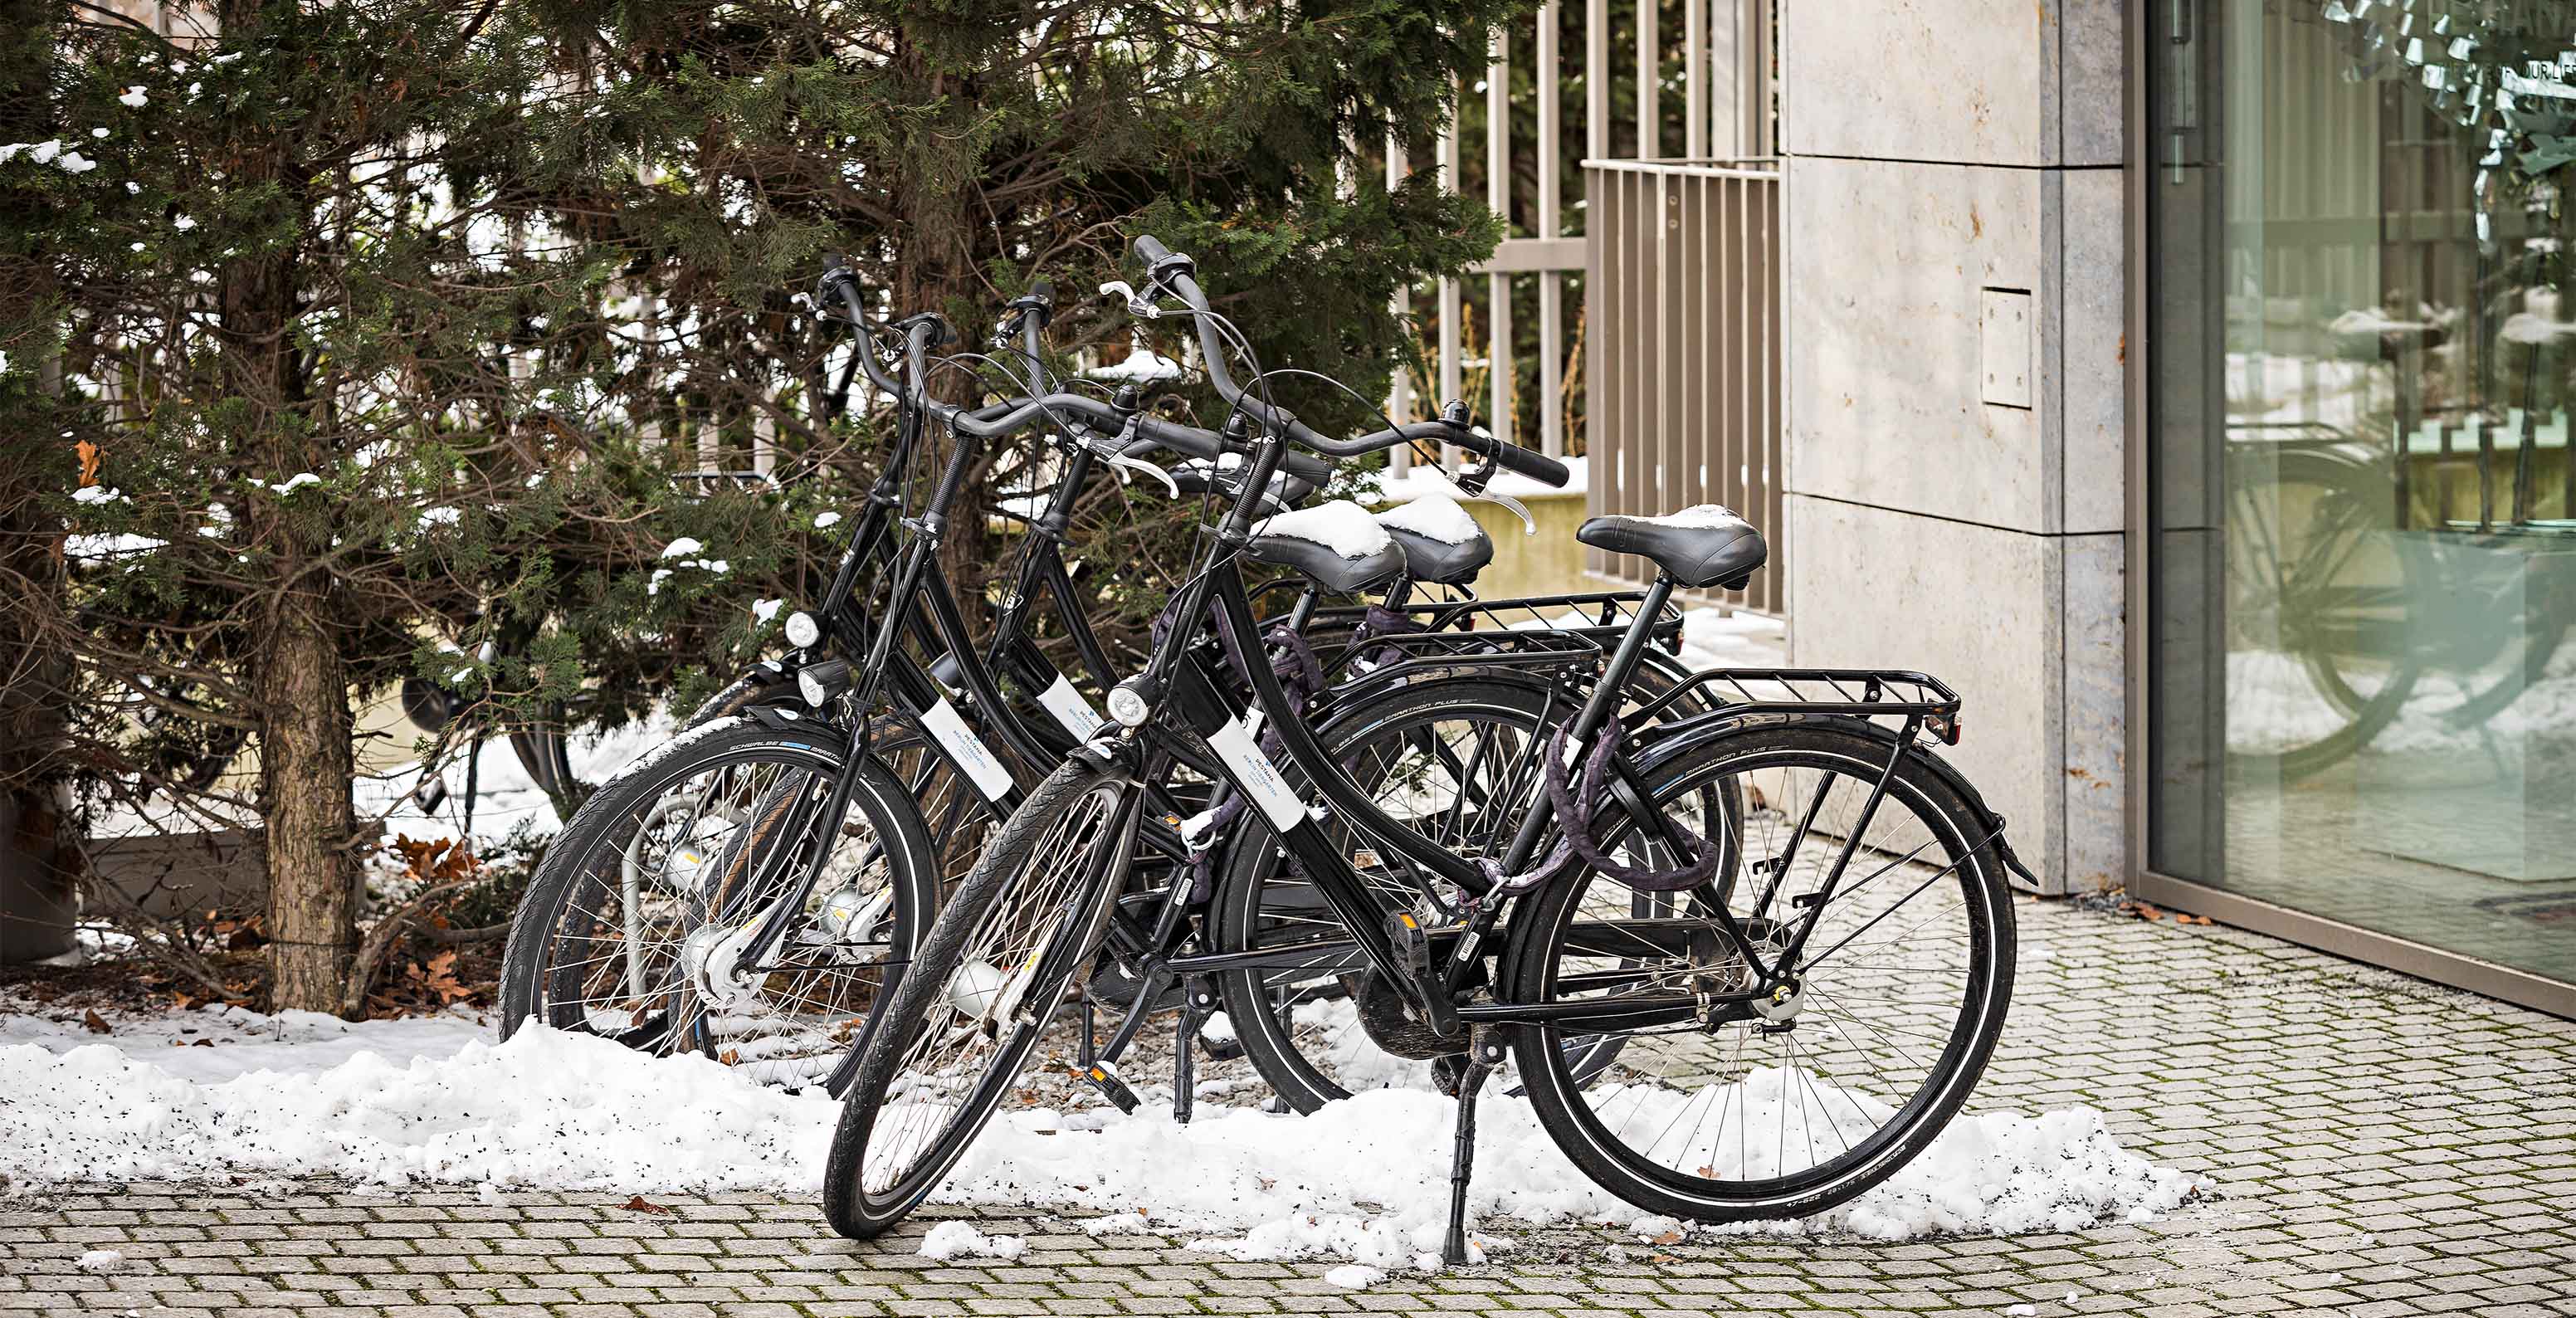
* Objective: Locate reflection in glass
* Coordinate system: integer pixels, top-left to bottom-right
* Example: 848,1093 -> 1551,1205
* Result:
2151,2 -> 2576,986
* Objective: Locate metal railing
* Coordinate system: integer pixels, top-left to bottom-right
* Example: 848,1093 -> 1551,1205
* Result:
1386,0 -> 1775,473
1580,157 -> 1783,614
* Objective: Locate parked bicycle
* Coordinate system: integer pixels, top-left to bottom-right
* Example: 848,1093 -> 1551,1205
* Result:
822,236 -> 2035,1259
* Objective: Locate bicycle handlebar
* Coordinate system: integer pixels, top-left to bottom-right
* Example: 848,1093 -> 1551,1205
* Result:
1126,234 -> 1570,488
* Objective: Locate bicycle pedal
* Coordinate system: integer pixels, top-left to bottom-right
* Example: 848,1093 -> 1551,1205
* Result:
1072,1060 -> 1140,1114
1198,1034 -> 1244,1062
1388,910 -> 1463,1038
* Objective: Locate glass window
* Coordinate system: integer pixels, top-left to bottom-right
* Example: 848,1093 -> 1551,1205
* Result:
2149,2 -> 2576,985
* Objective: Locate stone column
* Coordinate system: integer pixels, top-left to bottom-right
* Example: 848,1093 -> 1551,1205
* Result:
1778,1 -> 2125,893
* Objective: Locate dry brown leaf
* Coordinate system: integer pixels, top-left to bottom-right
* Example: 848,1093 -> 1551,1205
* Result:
1650,1229 -> 1686,1246
718,1048 -> 740,1066
74,440 -> 100,486
80,1009 -> 110,1034
620,1195 -> 671,1214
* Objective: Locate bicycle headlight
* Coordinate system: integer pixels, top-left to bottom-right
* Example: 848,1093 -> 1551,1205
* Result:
783,610 -> 822,649
797,658 -> 852,709
1105,679 -> 1153,728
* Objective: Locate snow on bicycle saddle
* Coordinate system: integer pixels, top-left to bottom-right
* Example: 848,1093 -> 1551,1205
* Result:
1245,500 -> 1407,595
1575,504 -> 1768,590
1373,493 -> 1493,586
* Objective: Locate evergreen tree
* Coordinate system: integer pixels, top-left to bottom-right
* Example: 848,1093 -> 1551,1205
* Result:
0,0 -> 1514,1012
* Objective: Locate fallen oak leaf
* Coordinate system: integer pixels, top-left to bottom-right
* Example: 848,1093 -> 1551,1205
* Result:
620,1195 -> 671,1214
81,1009 -> 110,1034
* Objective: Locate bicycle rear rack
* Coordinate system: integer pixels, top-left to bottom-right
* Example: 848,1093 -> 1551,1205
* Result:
1633,667 -> 1964,744
1307,588 -> 1684,646
1321,618 -> 1607,687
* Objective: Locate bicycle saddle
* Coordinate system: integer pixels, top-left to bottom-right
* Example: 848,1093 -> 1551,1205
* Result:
1575,505 -> 1767,590
1244,500 -> 1407,595
1373,494 -> 1493,587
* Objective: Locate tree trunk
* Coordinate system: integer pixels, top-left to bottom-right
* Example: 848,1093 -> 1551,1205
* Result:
894,37 -> 999,627
216,0 -> 355,1013
260,596 -> 355,1012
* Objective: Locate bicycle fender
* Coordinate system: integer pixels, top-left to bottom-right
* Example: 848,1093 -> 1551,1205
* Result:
1632,711 -> 2041,892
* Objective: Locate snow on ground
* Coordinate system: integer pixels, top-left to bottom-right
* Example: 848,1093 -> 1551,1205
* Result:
0,992 -> 491,1086
1678,606 -> 1788,669
0,1013 -> 2194,1270
917,1221 -> 1027,1260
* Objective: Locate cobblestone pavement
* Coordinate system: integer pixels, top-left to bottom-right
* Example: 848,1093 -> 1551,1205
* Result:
6,896 -> 2574,1316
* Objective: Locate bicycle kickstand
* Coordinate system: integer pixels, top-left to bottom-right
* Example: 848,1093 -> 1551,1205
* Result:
1172,976 -> 1217,1125
1442,1028 -> 1510,1267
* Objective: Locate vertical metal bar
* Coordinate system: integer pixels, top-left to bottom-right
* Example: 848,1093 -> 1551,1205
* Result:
1585,165 -> 1605,577
1709,0 -> 1740,158
1636,0 -> 1659,158
1539,0 -> 1564,459
1489,22 -> 1515,446
1759,173 -> 1783,613
1686,0 -> 1707,159
1587,0 -> 1609,162
1440,98 -> 1464,466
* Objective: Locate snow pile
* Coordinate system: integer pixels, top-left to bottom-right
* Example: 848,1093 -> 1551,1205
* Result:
0,996 -> 490,1086
917,1220 -> 1027,1260
0,1026 -> 830,1190
0,1018 -> 2193,1267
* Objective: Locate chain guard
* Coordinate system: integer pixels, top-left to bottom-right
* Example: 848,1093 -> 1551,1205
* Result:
1343,970 -> 1466,1061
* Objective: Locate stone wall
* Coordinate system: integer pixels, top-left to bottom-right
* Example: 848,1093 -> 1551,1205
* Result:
1779,1 -> 2126,893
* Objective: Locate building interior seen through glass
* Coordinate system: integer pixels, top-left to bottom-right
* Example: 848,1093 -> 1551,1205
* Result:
2152,1 -> 2576,985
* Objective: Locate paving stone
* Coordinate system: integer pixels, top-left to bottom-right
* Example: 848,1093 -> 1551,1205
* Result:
5,901 -> 2574,1314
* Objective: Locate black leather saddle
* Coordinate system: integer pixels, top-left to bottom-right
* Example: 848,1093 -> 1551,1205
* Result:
1244,503 -> 1408,595
1574,506 -> 1767,590
1374,497 -> 1494,586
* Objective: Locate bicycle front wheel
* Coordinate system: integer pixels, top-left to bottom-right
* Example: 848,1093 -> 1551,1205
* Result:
1505,716 -> 2014,1223
822,754 -> 1134,1239
498,715 -> 935,1089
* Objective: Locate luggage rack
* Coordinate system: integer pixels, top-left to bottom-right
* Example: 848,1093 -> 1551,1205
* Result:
1320,615 -> 1608,686
1300,588 -> 1688,653
1633,667 -> 1965,744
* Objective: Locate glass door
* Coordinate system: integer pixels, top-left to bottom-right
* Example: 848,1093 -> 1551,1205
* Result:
2146,1 -> 2576,996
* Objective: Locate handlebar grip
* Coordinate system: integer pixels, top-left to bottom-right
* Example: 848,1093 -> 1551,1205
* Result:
1132,417 -> 1219,461
1487,442 -> 1571,489
1132,234 -> 1173,266
1027,281 -> 1055,308
1274,448 -> 1334,484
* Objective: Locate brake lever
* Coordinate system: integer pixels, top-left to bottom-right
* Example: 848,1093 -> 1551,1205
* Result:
1436,418 -> 1539,535
1098,280 -> 1163,320
1106,451 -> 1181,500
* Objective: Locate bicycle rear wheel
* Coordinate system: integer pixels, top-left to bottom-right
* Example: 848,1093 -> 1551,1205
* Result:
822,754 -> 1133,1239
1505,717 -> 2013,1223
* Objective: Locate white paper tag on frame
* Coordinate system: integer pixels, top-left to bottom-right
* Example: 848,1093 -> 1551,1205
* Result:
923,698 -> 1016,803
1036,673 -> 1104,739
1208,716 -> 1308,832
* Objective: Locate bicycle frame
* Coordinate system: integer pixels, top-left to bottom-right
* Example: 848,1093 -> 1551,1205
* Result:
1093,476 -> 1995,1045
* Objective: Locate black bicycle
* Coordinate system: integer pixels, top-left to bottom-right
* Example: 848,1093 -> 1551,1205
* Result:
822,236 -> 2033,1257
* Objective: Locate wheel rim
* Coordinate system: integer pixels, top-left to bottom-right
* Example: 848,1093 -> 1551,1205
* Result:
1528,743 -> 2003,1205
856,776 -> 1126,1206
535,746 -> 910,1088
